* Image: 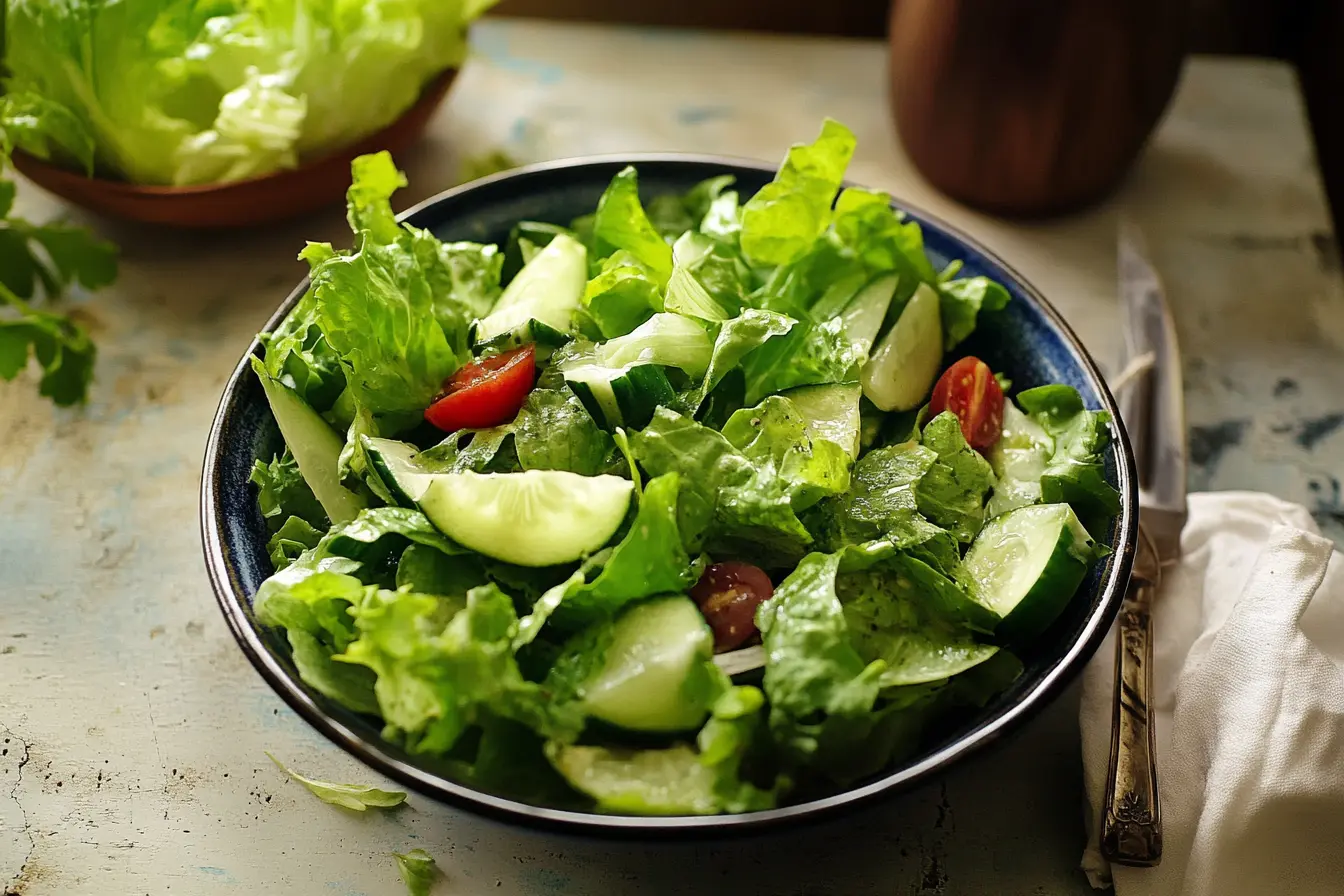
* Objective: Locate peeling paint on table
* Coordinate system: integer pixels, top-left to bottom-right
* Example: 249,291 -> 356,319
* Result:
3,19 -> 1343,896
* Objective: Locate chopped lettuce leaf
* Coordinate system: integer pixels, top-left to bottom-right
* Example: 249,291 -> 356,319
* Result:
395,545 -> 487,601
740,119 -> 856,267
804,441 -> 960,574
756,552 -> 885,774
939,276 -> 1011,350
915,412 -> 996,543
303,154 -> 463,427
340,584 -> 582,755
254,564 -> 379,715
267,516 -> 326,571
629,409 -> 813,567
581,251 -> 661,339
593,167 -> 673,283
540,473 -> 700,630
721,396 -> 852,511
266,752 -> 406,811
252,450 -> 330,534
1014,385 -> 1121,534
695,686 -> 787,812
392,848 -> 440,896
689,309 -> 796,411
739,317 -> 860,405
513,387 -> 614,475
834,554 -> 999,687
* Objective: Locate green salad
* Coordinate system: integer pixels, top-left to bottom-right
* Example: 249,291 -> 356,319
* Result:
249,120 -> 1120,815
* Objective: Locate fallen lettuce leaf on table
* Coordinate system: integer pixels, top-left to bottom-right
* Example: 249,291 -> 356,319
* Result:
266,752 -> 407,811
392,847 -> 441,896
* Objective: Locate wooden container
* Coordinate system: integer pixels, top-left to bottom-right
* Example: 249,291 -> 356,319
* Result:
888,0 -> 1187,217
12,70 -> 457,230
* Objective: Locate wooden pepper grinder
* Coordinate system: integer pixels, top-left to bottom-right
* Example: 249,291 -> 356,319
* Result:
888,0 -> 1188,217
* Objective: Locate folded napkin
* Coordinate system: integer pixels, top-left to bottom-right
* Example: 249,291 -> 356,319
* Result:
1080,491 -> 1344,895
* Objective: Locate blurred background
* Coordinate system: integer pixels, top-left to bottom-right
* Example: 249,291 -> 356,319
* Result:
495,0 -> 1344,232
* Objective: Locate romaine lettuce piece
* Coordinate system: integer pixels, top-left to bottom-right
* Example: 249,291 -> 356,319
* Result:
1009,385 -> 1121,535
593,167 -> 673,283
721,396 -> 853,511
628,408 -> 815,567
915,411 -> 996,543
740,119 -> 857,267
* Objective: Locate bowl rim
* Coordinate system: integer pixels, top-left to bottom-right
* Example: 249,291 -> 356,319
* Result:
201,152 -> 1138,837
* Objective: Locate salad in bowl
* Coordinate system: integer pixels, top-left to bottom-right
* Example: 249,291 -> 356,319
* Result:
243,120 -> 1121,817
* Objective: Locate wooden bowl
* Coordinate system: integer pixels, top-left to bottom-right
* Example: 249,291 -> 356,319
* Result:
12,69 -> 457,229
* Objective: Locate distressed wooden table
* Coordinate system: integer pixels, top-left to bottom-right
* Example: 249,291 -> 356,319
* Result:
4,19 -> 1343,896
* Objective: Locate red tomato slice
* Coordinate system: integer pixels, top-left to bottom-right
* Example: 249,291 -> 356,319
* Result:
424,344 -> 536,432
690,561 -> 775,653
928,356 -> 1005,451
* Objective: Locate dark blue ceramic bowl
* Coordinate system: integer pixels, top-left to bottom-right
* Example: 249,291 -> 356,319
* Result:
201,156 -> 1137,837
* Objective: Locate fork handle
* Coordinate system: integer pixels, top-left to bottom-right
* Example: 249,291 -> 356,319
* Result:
1100,583 -> 1163,867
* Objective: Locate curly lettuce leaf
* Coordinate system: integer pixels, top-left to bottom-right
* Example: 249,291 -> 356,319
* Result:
739,317 -> 860,405
804,441 -> 960,574
252,450 -> 330,533
581,252 -> 661,339
340,584 -> 582,755
740,119 -> 856,267
756,552 -> 885,774
940,276 -> 1011,350
687,309 -> 796,411
3,0 -> 494,185
302,153 -> 462,428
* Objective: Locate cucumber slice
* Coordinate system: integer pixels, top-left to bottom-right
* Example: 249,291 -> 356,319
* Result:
418,469 -> 633,567
595,313 -> 713,379
808,270 -> 870,322
473,317 -> 572,358
544,742 -> 719,815
840,273 -> 899,355
578,596 -> 716,732
476,232 -> 587,343
362,436 -> 433,506
861,282 -> 943,412
565,363 -> 676,431
254,361 -> 366,524
783,383 -> 862,459
963,503 -> 1095,643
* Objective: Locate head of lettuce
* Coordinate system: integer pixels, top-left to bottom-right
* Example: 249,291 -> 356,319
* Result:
0,0 -> 496,186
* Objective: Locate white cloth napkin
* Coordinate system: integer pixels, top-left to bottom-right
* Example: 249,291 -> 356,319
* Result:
1079,491 -> 1344,895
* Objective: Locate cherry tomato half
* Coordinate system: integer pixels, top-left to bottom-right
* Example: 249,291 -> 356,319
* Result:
424,344 -> 536,432
690,561 -> 775,653
928,356 -> 1005,451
